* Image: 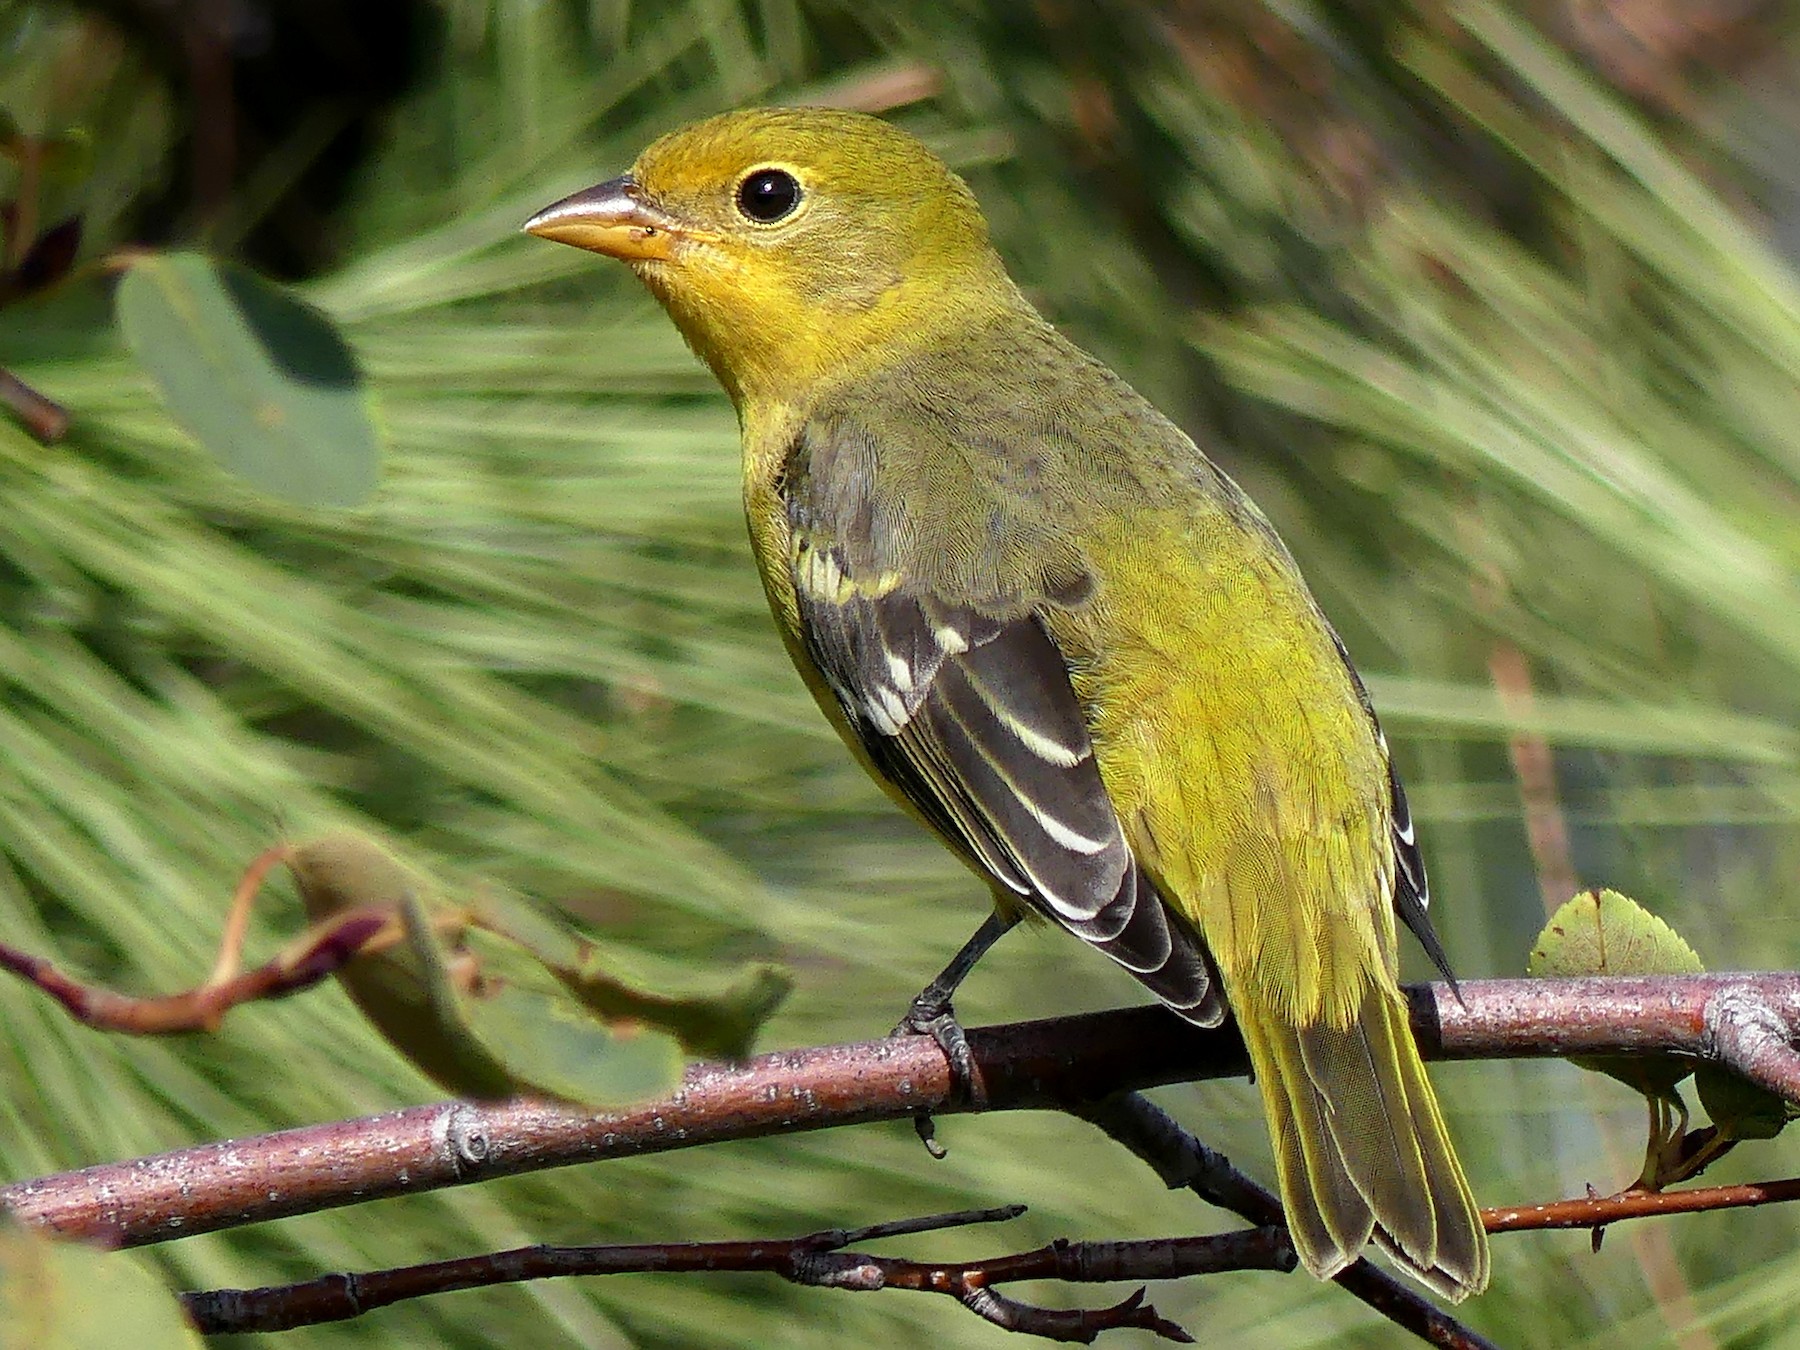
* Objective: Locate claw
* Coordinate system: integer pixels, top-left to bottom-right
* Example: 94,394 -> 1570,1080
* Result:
913,1113 -> 947,1159
898,1006 -> 984,1105
895,998 -> 986,1158
891,910 -> 1018,1159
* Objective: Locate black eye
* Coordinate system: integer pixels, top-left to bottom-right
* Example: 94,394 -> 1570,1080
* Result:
736,168 -> 801,223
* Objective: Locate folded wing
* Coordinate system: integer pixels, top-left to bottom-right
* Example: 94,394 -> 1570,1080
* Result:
790,531 -> 1222,1026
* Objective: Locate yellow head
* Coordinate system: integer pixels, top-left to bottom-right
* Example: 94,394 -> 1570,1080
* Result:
524,107 -> 1017,406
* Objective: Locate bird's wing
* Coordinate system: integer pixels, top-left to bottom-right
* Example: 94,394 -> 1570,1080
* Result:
1327,630 -> 1455,985
787,525 -> 1222,1026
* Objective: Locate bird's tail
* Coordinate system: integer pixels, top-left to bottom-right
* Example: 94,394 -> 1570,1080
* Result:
1235,984 -> 1489,1301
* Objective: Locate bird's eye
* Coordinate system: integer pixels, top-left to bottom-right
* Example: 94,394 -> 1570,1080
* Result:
736,168 -> 801,223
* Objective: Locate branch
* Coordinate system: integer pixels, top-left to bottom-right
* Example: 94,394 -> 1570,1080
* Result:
1486,1176 -> 1800,1233
0,367 -> 69,443
0,909 -> 389,1034
179,1206 -> 1293,1342
7,974 -> 1797,1250
1073,1093 -> 1498,1350
1701,984 -> 1800,1102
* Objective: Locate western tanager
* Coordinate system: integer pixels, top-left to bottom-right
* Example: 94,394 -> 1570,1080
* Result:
525,107 -> 1487,1298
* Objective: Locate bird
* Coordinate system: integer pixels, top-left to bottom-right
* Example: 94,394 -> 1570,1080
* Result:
524,106 -> 1488,1300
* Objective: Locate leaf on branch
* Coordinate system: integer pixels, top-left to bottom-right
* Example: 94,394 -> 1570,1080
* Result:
287,832 -> 789,1105
114,252 -> 380,508
1528,888 -> 1703,1101
0,1216 -> 200,1349
1694,1062 -> 1797,1144
1525,888 -> 1774,1188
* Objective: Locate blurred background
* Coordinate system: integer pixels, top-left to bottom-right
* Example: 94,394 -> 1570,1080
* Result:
4,0 -> 1800,1345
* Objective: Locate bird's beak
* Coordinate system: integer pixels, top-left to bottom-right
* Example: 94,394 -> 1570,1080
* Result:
522,176 -> 691,262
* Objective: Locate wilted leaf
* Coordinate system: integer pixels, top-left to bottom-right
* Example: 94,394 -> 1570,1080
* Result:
289,832 -> 419,924
484,899 -> 790,1060
115,252 -> 379,508
287,833 -> 515,1099
0,1217 -> 202,1349
1528,888 -> 1703,1102
285,832 -> 721,1106
461,924 -> 687,1106
557,948 -> 790,1062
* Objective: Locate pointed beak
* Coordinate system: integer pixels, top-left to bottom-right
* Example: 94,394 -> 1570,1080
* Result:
522,176 -> 689,261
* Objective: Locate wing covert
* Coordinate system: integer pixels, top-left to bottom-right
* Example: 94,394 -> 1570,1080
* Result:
790,529 -> 1221,1025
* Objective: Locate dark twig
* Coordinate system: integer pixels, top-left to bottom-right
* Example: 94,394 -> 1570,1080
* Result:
0,368 -> 69,443
8,974 -> 1800,1250
179,1206 -> 1291,1341
1072,1093 -> 1500,1350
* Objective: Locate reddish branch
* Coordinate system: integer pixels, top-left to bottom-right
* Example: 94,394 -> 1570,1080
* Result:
180,1206 -> 1292,1342
0,368 -> 69,443
0,844 -> 403,1036
1485,1175 -> 1800,1233
0,910 -> 389,1034
6,974 -> 1800,1251
158,1110 -> 1800,1347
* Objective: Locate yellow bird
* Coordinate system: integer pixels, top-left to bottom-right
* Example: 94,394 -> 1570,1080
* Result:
526,107 -> 1487,1299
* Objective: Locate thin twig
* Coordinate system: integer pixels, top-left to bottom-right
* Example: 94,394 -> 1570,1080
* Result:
1072,1093 -> 1499,1350
179,1208 -> 1290,1341
206,843 -> 292,986
0,909 -> 389,1035
0,368 -> 70,443
1486,1176 -> 1800,1233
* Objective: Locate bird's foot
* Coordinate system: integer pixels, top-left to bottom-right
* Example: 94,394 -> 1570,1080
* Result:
894,993 -> 984,1159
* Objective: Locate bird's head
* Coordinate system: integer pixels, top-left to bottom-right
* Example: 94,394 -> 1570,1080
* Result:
524,107 -> 1015,408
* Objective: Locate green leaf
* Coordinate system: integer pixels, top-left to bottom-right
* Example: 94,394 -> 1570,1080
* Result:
0,1217 -> 203,1350
115,252 -> 380,508
560,950 -> 790,1062
1694,1063 -> 1797,1143
1528,888 -> 1704,1101
1527,887 -> 1705,981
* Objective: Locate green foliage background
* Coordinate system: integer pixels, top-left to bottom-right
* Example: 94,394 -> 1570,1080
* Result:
5,1 -> 1800,1345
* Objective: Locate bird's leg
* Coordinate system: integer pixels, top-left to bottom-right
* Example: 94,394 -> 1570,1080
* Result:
895,909 -> 1017,1157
